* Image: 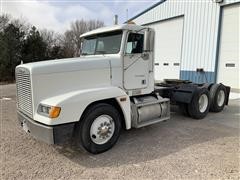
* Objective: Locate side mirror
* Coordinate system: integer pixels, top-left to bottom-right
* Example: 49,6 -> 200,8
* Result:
143,29 -> 151,52
143,29 -> 154,52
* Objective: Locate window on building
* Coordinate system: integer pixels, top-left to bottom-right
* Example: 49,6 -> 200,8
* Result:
126,33 -> 144,54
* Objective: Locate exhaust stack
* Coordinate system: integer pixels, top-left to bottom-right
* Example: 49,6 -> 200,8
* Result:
114,15 -> 118,25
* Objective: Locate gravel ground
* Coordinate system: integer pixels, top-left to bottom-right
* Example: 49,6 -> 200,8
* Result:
1,84 -> 240,179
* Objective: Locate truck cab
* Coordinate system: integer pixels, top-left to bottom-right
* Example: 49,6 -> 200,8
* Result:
80,24 -> 155,95
16,24 -> 230,154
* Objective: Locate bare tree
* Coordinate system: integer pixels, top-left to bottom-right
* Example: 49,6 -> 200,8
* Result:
64,19 -> 104,57
0,14 -> 10,31
40,29 -> 56,47
11,17 -> 30,34
62,30 -> 75,58
88,20 -> 104,31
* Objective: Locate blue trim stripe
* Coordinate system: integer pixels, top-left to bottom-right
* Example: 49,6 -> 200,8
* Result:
126,0 -> 166,22
180,70 -> 215,84
214,6 -> 223,84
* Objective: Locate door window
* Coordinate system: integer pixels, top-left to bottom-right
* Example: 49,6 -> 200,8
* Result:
126,33 -> 143,54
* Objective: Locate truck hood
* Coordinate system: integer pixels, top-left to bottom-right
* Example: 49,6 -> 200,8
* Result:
17,56 -> 118,75
15,56 -> 122,120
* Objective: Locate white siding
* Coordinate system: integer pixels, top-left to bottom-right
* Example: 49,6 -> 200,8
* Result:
217,4 -> 240,90
148,17 -> 184,81
131,0 -> 240,83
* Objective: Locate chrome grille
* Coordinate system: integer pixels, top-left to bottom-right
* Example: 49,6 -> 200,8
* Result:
16,68 -> 33,117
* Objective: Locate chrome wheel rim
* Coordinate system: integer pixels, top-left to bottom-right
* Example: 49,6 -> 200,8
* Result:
198,94 -> 208,113
217,90 -> 225,107
90,115 -> 115,145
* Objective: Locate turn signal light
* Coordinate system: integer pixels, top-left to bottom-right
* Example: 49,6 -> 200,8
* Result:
49,106 -> 61,118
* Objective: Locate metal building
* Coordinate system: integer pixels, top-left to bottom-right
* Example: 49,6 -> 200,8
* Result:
128,0 -> 240,91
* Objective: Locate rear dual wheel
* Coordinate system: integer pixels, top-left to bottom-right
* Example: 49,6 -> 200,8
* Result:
209,84 -> 227,112
179,103 -> 190,116
180,84 -> 227,119
187,88 -> 210,119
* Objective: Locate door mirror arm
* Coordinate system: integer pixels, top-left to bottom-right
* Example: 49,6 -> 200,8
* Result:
141,52 -> 149,60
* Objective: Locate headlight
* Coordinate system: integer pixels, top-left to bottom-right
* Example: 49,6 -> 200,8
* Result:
38,104 -> 61,118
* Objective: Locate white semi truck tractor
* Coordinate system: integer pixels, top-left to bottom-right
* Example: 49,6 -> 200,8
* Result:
16,24 -> 230,154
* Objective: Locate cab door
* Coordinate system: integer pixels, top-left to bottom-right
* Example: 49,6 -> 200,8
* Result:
123,32 -> 149,90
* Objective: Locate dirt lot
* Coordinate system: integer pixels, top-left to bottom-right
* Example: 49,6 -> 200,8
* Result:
1,84 -> 239,179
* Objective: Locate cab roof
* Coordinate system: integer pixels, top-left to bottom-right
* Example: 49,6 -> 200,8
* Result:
80,24 -> 145,38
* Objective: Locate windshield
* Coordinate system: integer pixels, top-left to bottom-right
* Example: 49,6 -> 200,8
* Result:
81,30 -> 122,55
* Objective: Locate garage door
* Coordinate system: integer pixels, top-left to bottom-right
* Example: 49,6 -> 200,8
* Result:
148,17 -> 184,81
217,4 -> 240,91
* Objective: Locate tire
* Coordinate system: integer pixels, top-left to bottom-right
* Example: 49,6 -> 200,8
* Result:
77,103 -> 122,154
188,88 -> 210,119
209,84 -> 227,112
179,103 -> 190,117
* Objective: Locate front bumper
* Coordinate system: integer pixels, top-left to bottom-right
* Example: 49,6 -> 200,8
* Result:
17,110 -> 75,144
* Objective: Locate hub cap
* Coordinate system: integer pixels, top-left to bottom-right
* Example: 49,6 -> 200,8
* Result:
217,90 -> 225,107
90,115 -> 115,145
198,94 -> 208,113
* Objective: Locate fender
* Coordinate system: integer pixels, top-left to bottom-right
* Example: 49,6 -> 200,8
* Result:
33,86 -> 131,129
171,83 -> 211,104
171,84 -> 198,104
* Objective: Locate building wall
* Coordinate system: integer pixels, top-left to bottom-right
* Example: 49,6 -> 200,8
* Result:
130,0 -> 239,83
217,3 -> 240,90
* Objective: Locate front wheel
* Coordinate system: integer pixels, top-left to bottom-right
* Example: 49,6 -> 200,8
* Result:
77,103 -> 122,154
188,88 -> 210,119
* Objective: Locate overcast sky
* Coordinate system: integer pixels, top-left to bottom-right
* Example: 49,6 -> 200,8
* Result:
1,0 -> 158,33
